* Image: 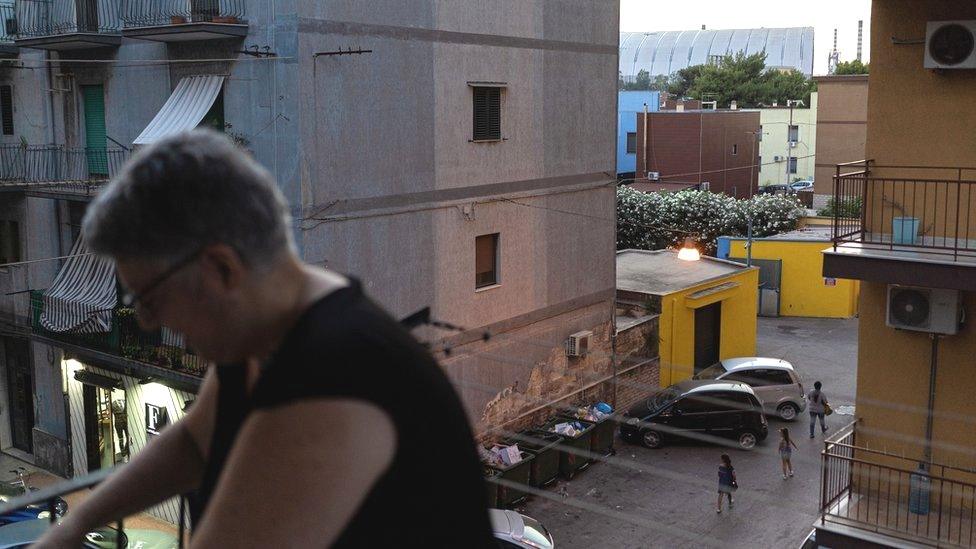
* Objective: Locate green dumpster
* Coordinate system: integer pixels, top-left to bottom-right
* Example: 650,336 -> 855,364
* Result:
484,468 -> 499,509
506,431 -> 561,487
540,418 -> 595,480
566,414 -> 616,457
487,450 -> 535,507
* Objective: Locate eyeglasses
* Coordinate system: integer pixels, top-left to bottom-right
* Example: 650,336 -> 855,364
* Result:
120,250 -> 202,312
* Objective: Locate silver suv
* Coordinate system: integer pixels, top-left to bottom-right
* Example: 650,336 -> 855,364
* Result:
694,357 -> 806,421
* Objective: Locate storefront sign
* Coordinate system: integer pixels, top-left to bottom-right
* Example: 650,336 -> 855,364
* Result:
145,403 -> 169,438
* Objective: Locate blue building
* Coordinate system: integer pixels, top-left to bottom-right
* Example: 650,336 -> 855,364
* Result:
618,91 -> 659,177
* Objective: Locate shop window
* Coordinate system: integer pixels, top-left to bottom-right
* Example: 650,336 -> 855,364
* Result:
476,233 -> 499,289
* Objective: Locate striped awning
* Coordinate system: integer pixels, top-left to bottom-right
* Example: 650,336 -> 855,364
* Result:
133,75 -> 224,145
40,237 -> 117,334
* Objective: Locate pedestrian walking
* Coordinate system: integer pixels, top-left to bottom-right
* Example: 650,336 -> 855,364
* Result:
716,454 -> 737,513
779,427 -> 797,479
807,380 -> 829,438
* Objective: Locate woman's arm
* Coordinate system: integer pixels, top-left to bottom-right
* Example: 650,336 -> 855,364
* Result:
33,370 -> 219,547
189,398 -> 395,548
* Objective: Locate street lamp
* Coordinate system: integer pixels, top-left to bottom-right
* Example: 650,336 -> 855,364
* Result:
677,237 -> 701,261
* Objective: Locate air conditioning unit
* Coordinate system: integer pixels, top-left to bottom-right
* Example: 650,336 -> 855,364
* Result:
565,330 -> 592,358
774,155 -> 784,162
886,285 -> 962,335
646,171 -> 660,181
700,181 -> 710,191
925,21 -> 976,69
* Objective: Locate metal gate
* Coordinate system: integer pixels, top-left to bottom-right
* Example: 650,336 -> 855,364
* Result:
729,257 -> 782,317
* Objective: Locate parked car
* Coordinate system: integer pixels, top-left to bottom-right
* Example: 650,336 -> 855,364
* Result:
758,184 -> 791,195
0,519 -> 178,549
789,180 -> 814,192
694,357 -> 806,421
619,380 -> 768,450
490,509 -> 554,548
0,469 -> 67,527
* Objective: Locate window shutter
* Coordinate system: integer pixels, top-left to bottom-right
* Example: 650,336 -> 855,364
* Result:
0,86 -> 12,136
472,87 -> 501,141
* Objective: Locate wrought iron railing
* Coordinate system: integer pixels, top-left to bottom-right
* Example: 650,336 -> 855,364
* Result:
30,290 -> 208,377
821,421 -> 976,547
15,0 -> 121,38
0,145 -> 129,195
121,0 -> 245,27
0,2 -> 17,42
831,160 -> 976,261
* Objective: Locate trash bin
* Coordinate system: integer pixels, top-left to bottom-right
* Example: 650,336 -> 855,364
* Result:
568,414 -> 616,457
484,468 -> 499,509
540,418 -> 595,480
506,431 -> 561,487
487,451 -> 535,508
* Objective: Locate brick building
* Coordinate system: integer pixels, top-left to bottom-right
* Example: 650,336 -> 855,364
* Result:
634,109 -> 760,197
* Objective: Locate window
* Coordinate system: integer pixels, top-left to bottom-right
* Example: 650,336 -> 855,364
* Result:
626,132 -> 637,154
675,396 -> 711,413
788,125 -> 799,142
762,370 -> 796,386
0,85 -> 12,136
731,144 -> 738,156
472,86 -> 501,141
758,156 -> 762,167
757,126 -> 763,142
475,233 -> 499,288
789,157 -> 798,174
0,220 -> 21,264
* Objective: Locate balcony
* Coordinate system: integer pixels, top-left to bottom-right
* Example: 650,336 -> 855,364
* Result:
14,0 -> 121,50
0,145 -> 129,199
120,0 -> 246,42
30,290 -> 206,391
0,2 -> 18,57
823,161 -> 976,291
817,422 -> 976,548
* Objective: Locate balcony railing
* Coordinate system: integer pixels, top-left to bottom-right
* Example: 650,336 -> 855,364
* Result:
0,3 -> 17,42
16,0 -> 121,37
831,160 -> 976,261
30,290 -> 207,378
821,421 -> 976,547
121,0 -> 245,27
0,145 -> 129,195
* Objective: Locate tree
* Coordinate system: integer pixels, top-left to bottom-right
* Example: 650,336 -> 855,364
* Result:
672,52 -> 816,108
835,60 -> 869,75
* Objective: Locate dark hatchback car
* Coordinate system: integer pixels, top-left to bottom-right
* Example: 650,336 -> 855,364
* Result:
619,380 -> 768,449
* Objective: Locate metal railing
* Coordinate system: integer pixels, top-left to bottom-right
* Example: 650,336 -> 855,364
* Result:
121,0 -> 245,27
831,160 -> 976,261
821,420 -> 976,547
0,2 -> 17,42
15,0 -> 121,38
30,290 -> 208,377
0,145 -> 129,195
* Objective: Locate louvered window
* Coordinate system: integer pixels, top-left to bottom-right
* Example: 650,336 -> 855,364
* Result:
472,86 -> 501,141
0,86 -> 12,136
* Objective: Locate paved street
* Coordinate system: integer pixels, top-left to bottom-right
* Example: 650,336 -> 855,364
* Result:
519,316 -> 859,548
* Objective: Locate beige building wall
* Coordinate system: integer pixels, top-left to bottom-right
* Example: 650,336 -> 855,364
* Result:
757,92 -> 817,187
812,75 -> 868,205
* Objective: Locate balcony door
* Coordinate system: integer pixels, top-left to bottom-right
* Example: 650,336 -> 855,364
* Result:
81,85 -> 108,176
190,0 -> 219,22
75,0 -> 99,32
4,338 -> 34,453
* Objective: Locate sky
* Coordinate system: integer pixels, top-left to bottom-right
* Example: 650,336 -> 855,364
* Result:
620,0 -> 872,76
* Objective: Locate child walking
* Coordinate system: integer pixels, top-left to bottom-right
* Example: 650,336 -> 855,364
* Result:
779,427 -> 797,479
716,454 -> 737,513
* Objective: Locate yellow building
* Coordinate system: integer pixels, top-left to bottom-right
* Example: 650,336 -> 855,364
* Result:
616,250 -> 758,387
818,2 -> 976,547
721,227 -> 859,318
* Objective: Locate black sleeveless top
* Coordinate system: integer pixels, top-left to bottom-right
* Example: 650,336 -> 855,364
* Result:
188,280 -> 494,547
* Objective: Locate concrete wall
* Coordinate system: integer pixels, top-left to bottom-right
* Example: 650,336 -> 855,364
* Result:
655,267 -> 758,386
636,110 -> 761,197
726,238 -> 859,318
758,92 -> 817,187
812,75 -> 867,198
617,90 -> 658,176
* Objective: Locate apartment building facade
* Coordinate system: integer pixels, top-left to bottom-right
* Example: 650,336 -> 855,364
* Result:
0,0 -> 620,522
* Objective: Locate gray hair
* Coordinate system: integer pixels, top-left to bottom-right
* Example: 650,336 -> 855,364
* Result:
83,129 -> 295,268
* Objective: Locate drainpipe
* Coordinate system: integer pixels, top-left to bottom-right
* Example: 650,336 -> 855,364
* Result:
923,335 -> 940,464
669,297 -> 677,385
642,103 -> 648,177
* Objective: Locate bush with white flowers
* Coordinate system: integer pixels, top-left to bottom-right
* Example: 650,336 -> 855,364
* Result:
617,187 -> 804,253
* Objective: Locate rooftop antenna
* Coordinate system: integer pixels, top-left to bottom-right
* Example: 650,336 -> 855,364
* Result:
856,20 -> 864,62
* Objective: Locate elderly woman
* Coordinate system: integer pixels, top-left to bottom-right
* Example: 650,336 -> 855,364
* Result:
35,130 -> 493,548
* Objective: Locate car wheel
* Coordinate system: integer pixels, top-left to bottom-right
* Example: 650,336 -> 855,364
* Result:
738,431 -> 758,450
777,402 -> 800,421
641,429 -> 663,449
